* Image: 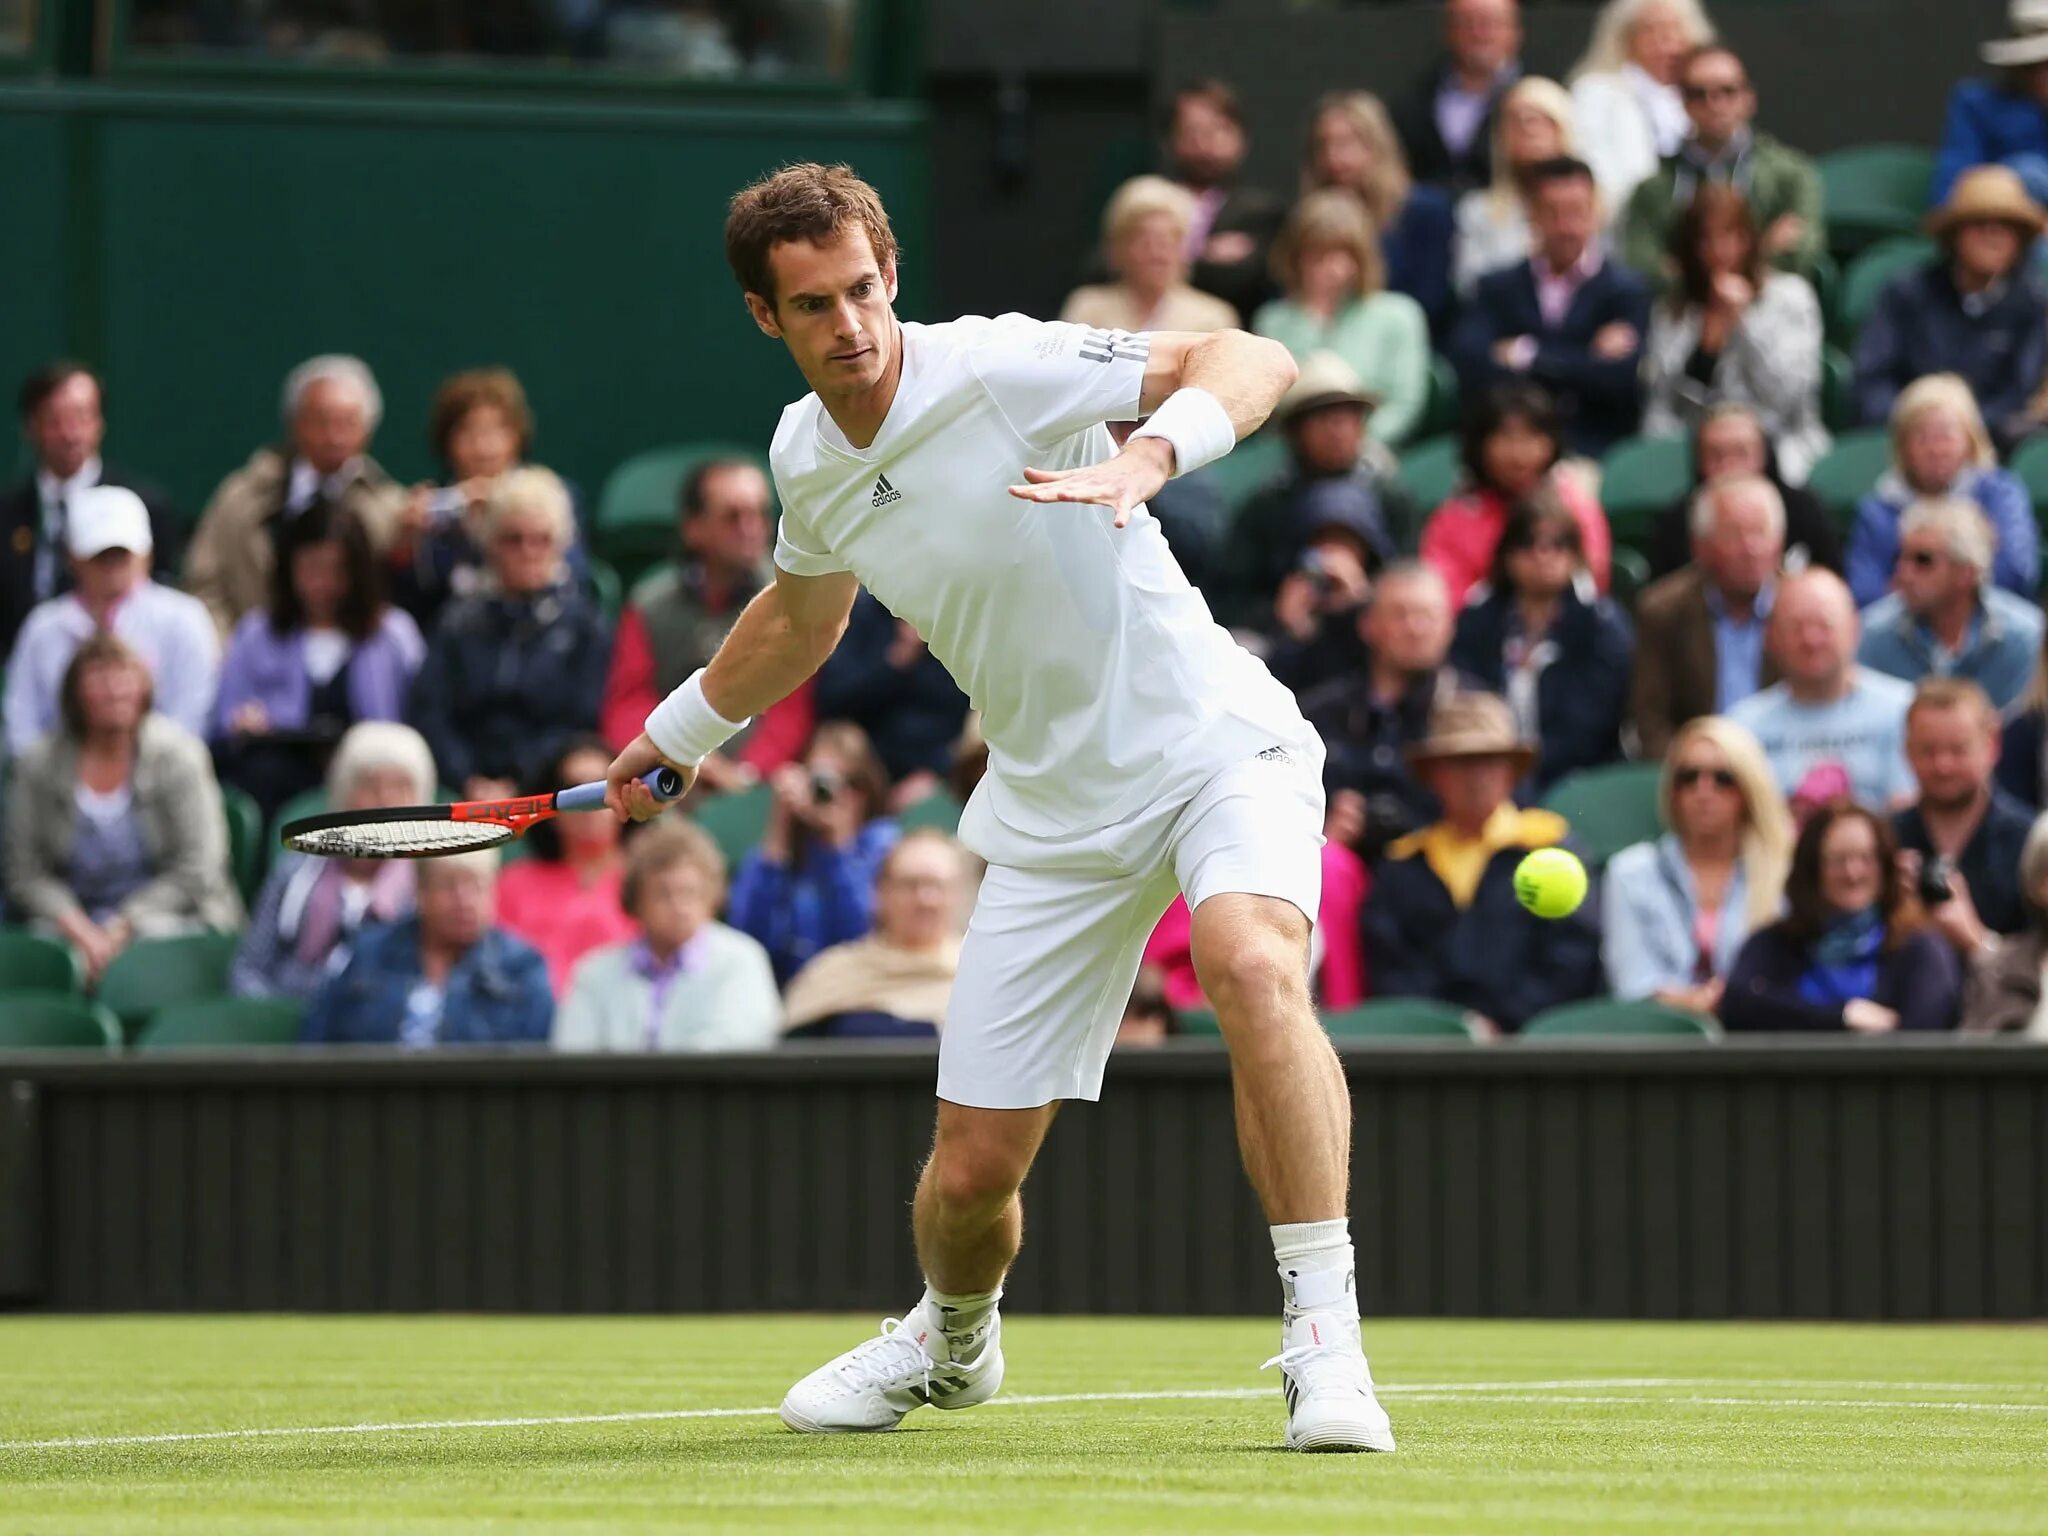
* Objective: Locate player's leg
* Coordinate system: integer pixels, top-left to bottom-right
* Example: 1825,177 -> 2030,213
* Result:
912,1097 -> 1059,1295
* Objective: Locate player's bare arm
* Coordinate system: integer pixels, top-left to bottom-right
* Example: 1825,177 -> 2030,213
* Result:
1006,329 -> 1298,525
604,566 -> 859,821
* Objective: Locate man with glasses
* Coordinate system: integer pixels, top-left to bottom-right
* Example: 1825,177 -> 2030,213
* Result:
1619,43 -> 1825,286
1857,496 -> 2044,710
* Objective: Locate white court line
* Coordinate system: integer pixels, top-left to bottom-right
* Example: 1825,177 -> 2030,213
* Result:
1,1377 -> 2039,1455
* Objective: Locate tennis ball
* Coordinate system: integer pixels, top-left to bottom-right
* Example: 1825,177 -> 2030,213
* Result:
1514,847 -> 1588,920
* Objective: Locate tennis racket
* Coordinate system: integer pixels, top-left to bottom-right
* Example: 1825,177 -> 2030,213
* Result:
279,767 -> 687,860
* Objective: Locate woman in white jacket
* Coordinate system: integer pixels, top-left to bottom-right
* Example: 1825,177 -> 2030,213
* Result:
1569,0 -> 1717,217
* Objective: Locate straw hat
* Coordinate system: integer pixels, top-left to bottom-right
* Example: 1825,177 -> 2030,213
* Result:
1983,0 -> 2048,66
1278,351 -> 1380,425
1927,165 -> 2048,240
1404,691 -> 1537,776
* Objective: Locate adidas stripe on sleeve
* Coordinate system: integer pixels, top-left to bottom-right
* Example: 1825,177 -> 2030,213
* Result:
969,316 -> 1152,451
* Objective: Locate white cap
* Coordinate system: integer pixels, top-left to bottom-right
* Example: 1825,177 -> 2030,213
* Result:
67,485 -> 153,559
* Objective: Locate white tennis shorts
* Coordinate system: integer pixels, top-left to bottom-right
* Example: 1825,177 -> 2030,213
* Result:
936,739 -> 1326,1110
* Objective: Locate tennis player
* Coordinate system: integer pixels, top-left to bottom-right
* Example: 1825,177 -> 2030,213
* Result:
605,163 -> 1393,1453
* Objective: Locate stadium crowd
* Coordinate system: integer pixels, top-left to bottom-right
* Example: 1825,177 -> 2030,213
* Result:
13,0 -> 2048,1045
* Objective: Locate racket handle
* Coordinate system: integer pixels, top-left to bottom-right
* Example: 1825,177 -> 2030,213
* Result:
555,766 -> 687,813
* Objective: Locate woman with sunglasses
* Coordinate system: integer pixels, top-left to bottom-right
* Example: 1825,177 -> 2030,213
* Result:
1601,716 -> 1791,1014
1447,488 -> 1633,794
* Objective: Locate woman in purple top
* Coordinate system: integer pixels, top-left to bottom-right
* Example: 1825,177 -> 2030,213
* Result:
212,503 -> 424,822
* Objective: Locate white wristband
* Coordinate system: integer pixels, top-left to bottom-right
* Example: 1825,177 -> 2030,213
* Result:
1129,387 -> 1236,477
644,669 -> 750,766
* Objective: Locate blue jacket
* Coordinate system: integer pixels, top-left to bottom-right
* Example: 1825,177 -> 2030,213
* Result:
1449,257 -> 1653,456
814,591 -> 970,782
1844,469 -> 2039,608
1601,835 -> 1760,1000
1384,184 -> 1459,339
1857,586 -> 2046,712
1448,584 -> 1635,791
727,818 -> 901,985
1933,80 -> 2048,203
303,919 -> 553,1045
1852,261 -> 2048,449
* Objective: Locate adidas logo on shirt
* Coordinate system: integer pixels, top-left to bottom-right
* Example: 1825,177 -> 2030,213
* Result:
872,474 -> 902,507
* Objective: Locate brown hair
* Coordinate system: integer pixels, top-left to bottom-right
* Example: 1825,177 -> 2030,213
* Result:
1488,481 -> 1583,592
1906,676 -> 1999,735
59,631 -> 152,738
1780,800 -> 1924,949
428,368 -> 534,464
1168,78 -> 1243,131
809,719 -> 892,820
725,163 -> 900,306
1270,188 -> 1387,301
623,819 -> 727,914
1670,183 -> 1765,309
1302,91 -> 1413,227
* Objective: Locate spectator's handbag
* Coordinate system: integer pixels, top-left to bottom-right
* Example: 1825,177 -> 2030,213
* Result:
280,767 -> 684,860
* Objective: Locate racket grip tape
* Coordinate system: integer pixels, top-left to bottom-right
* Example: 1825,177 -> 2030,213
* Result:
554,766 -> 687,813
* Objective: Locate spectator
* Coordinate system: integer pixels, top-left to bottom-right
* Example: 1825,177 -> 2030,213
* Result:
1639,185 -> 1829,483
185,355 -> 407,637
1394,0 -> 1525,196
1644,403 -> 1841,579
1854,169 -> 2048,451
1932,4 -> 2048,206
1,361 -> 180,654
229,721 -> 432,1003
1302,91 -> 1459,336
1960,808 -> 2048,1033
783,829 -> 969,1038
1259,477 -> 1390,690
4,486 -> 218,756
211,503 -> 425,824
1301,563 -> 1467,862
815,591 -> 971,802
727,720 -> 900,984
1894,679 -> 2037,957
1062,176 -> 1240,336
1568,0 -> 1717,215
1729,568 -> 1917,808
1212,354 -> 1405,631
1720,800 -> 1960,1033
3,633 -> 242,984
1453,76 -> 1580,299
552,820 -> 781,1052
1632,473 -> 1786,759
1845,373 -> 2037,607
494,734 -> 639,993
304,848 -> 552,1046
1602,715 -> 1793,1012
1859,498 -> 2045,710
1362,691 -> 1604,1032
1448,157 -> 1652,456
387,368 -> 539,627
1253,191 -> 1431,446
407,467 -> 611,802
1115,965 -> 1180,1047
1449,488 -> 1634,791
1420,380 -> 1613,605
1998,627 -> 2048,807
599,458 -> 773,787
1619,43 -> 1825,285
1159,79 -> 1288,323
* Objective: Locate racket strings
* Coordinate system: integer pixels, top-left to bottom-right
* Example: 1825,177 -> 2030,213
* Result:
282,818 -> 514,859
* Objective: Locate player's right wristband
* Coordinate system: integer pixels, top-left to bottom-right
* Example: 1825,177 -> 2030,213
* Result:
1129,387 -> 1236,477
644,669 -> 750,767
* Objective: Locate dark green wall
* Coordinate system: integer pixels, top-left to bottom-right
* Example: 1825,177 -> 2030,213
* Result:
0,84 -> 927,518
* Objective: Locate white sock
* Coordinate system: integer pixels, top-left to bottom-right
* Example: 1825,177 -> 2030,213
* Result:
924,1284 -> 1001,1341
1271,1219 -> 1357,1320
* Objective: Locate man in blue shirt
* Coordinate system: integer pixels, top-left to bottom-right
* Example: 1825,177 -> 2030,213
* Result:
1858,496 -> 2046,711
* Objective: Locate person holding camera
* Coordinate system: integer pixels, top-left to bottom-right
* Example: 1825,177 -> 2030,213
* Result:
726,720 -> 900,985
1260,478 -> 1387,693
1893,678 -> 2037,963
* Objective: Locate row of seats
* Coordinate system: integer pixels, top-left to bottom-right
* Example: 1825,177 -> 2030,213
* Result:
1177,997 -> 1716,1040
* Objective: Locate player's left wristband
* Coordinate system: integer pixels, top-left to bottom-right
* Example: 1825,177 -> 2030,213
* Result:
645,669 -> 750,767
1129,387 -> 1236,477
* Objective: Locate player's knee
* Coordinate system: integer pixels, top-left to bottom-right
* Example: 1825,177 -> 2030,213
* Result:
1203,930 -> 1309,1027
926,1140 -> 1027,1217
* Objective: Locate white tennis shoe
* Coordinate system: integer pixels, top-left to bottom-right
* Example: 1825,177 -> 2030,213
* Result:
1264,1311 -> 1397,1453
779,1299 -> 1005,1433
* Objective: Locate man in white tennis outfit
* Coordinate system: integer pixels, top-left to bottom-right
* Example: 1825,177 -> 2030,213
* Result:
605,163 -> 1393,1453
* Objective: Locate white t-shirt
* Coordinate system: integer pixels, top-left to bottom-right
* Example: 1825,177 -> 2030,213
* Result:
769,314 -> 1310,867
1727,668 -> 1917,807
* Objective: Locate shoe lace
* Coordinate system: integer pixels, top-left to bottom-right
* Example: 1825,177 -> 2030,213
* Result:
840,1316 -> 940,1396
1261,1328 -> 1372,1395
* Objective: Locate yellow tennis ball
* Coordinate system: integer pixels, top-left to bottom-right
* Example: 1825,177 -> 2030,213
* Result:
1514,847 -> 1588,920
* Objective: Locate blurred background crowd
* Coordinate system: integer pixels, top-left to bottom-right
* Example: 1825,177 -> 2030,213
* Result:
12,0 -> 2048,1049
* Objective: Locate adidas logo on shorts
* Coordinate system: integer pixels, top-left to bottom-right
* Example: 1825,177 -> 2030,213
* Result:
872,473 -> 902,507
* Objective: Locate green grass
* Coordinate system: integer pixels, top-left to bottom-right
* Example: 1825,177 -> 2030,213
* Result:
0,1316 -> 2042,1533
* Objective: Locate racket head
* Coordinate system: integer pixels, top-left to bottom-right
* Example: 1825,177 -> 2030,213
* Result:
278,807 -> 516,860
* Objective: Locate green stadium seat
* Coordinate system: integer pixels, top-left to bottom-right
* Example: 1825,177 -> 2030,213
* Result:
221,785 -> 265,904
2010,434 -> 2048,514
1818,145 -> 1935,261
134,996 -> 305,1050
1395,435 -> 1461,513
96,932 -> 240,1043
1419,351 -> 1461,439
0,990 -> 121,1049
1822,346 -> 1856,434
1804,427 -> 1892,527
897,790 -> 964,835
583,554 -> 624,622
1540,762 -> 1665,867
594,442 -> 768,588
1322,1001 -> 1480,1039
691,782 -> 774,871
1210,429 -> 1286,515
1609,545 -> 1653,615
1599,435 -> 1692,547
0,930 -> 83,993
1832,236 -> 1934,344
1520,999 -> 1720,1039
1177,1007 -> 1221,1036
